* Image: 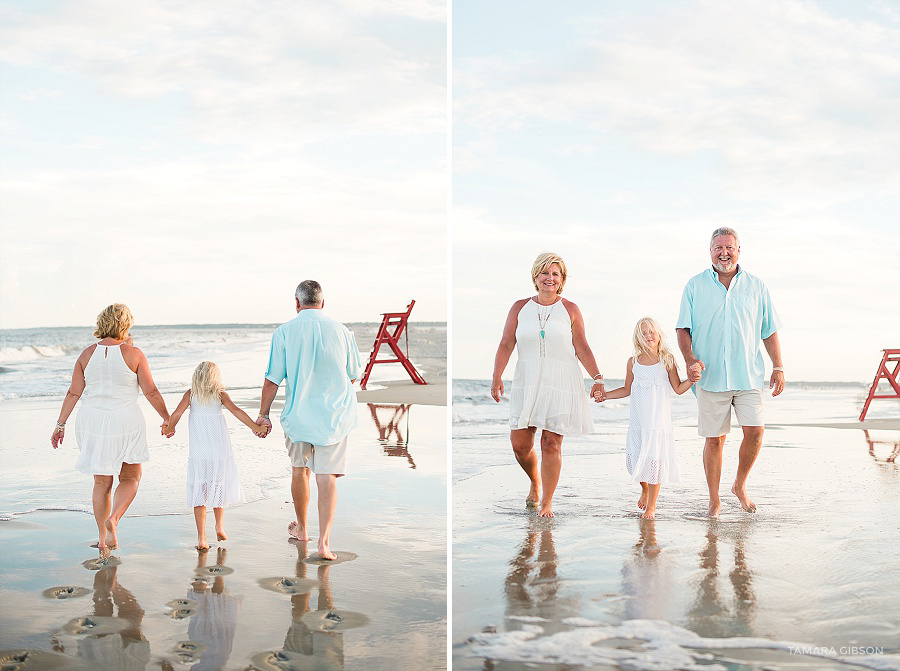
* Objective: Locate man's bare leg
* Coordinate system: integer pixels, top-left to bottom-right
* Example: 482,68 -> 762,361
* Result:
92,476 -> 113,549
315,474 -> 338,560
511,428 -> 540,505
289,467 -> 312,541
194,506 -> 209,550
104,463 -> 142,549
732,426 -> 763,512
703,436 -> 725,518
642,483 -> 661,519
637,482 -> 649,510
538,430 -> 563,518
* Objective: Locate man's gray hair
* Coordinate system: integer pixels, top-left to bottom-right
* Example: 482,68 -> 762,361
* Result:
710,227 -> 740,247
295,280 -> 324,306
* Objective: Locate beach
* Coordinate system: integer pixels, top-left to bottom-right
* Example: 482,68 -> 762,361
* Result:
452,380 -> 900,671
0,323 -> 447,670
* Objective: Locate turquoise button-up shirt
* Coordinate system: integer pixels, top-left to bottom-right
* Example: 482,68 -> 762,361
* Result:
264,310 -> 361,445
676,266 -> 781,392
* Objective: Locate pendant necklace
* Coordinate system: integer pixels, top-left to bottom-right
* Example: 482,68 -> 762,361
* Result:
537,299 -> 555,357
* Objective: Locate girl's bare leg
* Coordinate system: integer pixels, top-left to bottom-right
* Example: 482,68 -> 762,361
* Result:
641,484 -> 661,519
194,506 -> 208,550
213,507 -> 226,541
637,482 -> 649,510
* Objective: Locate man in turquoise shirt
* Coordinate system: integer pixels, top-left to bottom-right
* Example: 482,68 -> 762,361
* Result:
676,228 -> 784,518
257,280 -> 361,560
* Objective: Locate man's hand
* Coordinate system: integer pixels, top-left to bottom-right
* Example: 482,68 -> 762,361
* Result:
687,359 -> 705,383
770,370 -> 785,397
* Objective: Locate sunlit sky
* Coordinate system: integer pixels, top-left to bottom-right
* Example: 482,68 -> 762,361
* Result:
453,0 -> 900,383
0,0 -> 446,328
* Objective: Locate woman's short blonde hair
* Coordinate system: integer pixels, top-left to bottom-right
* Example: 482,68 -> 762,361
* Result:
531,252 -> 567,294
93,303 -> 134,340
192,361 -> 225,404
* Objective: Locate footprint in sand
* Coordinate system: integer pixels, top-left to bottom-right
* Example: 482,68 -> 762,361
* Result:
60,615 -> 129,636
172,640 -> 207,664
165,598 -> 201,620
41,586 -> 90,600
194,564 -> 235,577
81,555 -> 122,571
0,649 -> 71,670
300,608 -> 370,632
302,551 -> 358,566
258,576 -> 319,595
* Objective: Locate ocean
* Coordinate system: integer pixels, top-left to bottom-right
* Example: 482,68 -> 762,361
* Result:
0,322 -> 446,521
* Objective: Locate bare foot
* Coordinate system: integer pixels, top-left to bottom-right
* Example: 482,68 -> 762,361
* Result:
104,518 -> 118,549
288,521 -> 310,542
731,484 -> 757,512
526,482 -> 540,507
216,529 -> 228,541
641,507 -> 655,520
537,502 -> 554,518
637,494 -> 647,510
707,498 -> 721,518
317,542 -> 337,561
196,543 -> 209,552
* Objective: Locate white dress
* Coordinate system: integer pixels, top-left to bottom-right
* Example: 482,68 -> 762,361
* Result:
508,298 -> 593,436
186,397 -> 246,508
625,361 -> 680,485
74,344 -> 149,475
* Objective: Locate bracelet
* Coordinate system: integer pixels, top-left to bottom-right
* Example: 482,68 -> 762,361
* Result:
258,414 -> 269,419
592,373 -> 603,381
55,422 -> 66,430
772,367 -> 784,372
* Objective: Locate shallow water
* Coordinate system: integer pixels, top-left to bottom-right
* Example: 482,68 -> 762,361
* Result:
453,383 -> 900,670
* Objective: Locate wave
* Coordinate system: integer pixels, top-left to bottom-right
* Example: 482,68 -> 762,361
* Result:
0,345 -> 73,363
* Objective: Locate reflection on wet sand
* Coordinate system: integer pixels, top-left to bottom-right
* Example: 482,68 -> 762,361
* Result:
50,562 -> 150,671
504,522 -> 582,634
621,518 -> 672,620
686,520 -> 757,638
367,403 -> 416,468
182,547 -> 242,670
249,540 -> 369,671
863,429 -> 900,464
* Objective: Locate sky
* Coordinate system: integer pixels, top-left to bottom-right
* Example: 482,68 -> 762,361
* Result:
0,0 -> 447,328
452,0 -> 900,383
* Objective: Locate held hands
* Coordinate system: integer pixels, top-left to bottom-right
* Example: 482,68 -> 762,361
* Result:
687,359 -> 705,383
770,370 -> 785,397
255,417 -> 272,438
160,421 -> 175,438
591,382 -> 606,403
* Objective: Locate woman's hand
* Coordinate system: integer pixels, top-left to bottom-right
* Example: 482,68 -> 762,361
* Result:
490,378 -> 504,403
51,426 -> 65,448
590,382 -> 606,403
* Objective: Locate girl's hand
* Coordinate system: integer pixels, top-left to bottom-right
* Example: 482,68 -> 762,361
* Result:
51,427 -> 65,449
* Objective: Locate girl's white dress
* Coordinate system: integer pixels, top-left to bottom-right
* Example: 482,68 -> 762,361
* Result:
625,361 -> 680,485
508,299 -> 593,436
74,344 -> 149,475
187,397 -> 246,508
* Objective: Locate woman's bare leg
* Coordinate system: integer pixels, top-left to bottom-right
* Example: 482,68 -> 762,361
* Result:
538,430 -> 563,518
213,507 -> 226,541
104,463 -> 142,548
194,506 -> 208,550
510,428 -> 540,505
92,476 -> 114,548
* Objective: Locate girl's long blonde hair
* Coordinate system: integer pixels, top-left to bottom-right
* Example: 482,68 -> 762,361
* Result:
632,317 -> 677,371
191,361 -> 224,404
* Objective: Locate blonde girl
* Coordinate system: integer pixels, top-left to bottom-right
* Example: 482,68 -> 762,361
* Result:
164,362 -> 264,550
599,317 -> 694,519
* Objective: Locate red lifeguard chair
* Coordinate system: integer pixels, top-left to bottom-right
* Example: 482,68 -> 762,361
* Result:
859,349 -> 900,421
359,300 -> 427,390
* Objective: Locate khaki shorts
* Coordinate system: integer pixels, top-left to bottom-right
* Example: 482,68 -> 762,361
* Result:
286,436 -> 348,475
696,387 -> 765,437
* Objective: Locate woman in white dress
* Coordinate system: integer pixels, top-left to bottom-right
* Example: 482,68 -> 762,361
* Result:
491,252 -> 605,517
51,304 -> 170,551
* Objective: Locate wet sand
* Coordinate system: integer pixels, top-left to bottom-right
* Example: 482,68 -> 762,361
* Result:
0,384 -> 446,670
452,421 -> 900,670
